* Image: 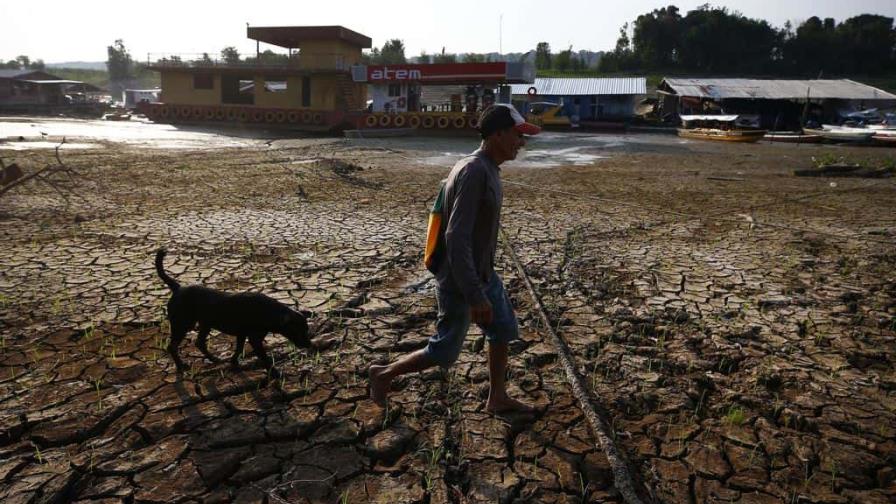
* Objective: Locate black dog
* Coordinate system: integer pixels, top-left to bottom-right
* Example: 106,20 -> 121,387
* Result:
155,248 -> 310,377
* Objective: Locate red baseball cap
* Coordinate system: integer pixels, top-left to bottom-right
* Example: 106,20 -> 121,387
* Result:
478,103 -> 541,137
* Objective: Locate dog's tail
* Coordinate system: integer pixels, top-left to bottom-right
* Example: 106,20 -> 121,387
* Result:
155,248 -> 180,292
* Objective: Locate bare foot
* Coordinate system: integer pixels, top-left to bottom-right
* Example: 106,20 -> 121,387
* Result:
486,395 -> 536,415
368,365 -> 391,407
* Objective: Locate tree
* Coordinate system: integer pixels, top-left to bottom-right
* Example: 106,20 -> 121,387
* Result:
433,47 -> 457,64
631,6 -> 682,69
417,51 -> 431,64
107,39 -> 133,81
598,23 -> 637,72
836,14 -> 894,75
380,39 -> 407,64
535,42 -> 552,70
16,55 -> 30,68
463,53 -> 487,63
221,46 -> 240,64
2,60 -> 20,69
361,48 -> 380,64
29,59 -> 45,70
554,46 -> 574,71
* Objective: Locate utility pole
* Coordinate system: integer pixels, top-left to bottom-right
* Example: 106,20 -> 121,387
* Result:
499,14 -> 503,56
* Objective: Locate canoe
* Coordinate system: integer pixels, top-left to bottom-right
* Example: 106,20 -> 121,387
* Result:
677,128 -> 766,143
805,127 -> 875,143
764,132 -> 823,143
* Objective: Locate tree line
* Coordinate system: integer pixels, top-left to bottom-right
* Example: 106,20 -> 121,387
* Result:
599,5 -> 896,76
1,55 -> 46,70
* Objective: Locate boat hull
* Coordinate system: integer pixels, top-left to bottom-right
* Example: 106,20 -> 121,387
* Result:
677,128 -> 766,143
804,128 -> 875,142
764,132 -> 823,143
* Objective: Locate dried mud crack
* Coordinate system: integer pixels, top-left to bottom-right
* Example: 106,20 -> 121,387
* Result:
1,137 -> 895,503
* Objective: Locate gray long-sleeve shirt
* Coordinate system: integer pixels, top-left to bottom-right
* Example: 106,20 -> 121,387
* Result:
435,149 -> 502,306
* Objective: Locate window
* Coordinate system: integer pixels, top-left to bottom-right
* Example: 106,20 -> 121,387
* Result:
388,84 -> 401,97
193,74 -> 213,89
221,75 -> 254,104
302,77 -> 311,107
265,78 -> 287,93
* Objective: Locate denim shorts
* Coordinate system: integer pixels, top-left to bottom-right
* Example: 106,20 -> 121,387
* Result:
423,272 -> 519,367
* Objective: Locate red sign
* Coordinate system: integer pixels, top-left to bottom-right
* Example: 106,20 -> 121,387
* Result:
364,63 -> 508,83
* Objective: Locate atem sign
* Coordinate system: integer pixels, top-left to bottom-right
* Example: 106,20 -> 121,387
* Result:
363,63 -> 508,83
370,67 -> 422,80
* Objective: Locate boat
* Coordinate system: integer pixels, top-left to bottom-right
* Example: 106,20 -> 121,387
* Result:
102,112 -> 132,121
805,126 -> 875,143
764,131 -> 823,143
677,115 -> 766,143
678,128 -> 767,142
873,130 -> 896,145
526,102 -> 577,129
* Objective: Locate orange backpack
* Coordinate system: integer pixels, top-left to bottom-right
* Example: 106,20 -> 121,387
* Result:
423,182 -> 446,273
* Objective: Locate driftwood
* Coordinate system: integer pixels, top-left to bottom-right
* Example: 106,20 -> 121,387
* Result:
501,227 -> 652,504
0,138 -> 86,203
794,163 -> 894,178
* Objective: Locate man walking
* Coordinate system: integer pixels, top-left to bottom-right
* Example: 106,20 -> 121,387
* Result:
369,104 -> 540,413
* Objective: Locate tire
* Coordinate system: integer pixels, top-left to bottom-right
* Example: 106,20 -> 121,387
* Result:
379,114 -> 392,127
312,113 -> 323,125
365,114 -> 378,128
408,115 -> 421,128
452,116 -> 466,129
422,115 -> 435,128
302,111 -> 313,123
287,111 -> 300,123
437,116 -> 450,128
393,114 -> 406,127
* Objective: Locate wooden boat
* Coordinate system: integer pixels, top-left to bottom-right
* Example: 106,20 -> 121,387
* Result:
677,127 -> 766,142
677,115 -> 766,143
805,126 -> 875,143
764,131 -> 823,143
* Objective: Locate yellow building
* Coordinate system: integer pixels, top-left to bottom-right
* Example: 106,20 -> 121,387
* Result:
144,25 -> 371,130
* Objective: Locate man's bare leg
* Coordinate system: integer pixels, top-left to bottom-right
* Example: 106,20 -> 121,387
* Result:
369,349 -> 435,407
485,341 -> 534,413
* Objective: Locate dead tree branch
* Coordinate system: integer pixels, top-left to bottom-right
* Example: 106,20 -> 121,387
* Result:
0,138 -> 87,203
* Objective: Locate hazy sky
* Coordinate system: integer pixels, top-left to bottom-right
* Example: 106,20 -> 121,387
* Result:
3,0 -> 895,63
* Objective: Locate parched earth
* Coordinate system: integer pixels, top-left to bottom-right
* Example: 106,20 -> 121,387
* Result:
0,132 -> 894,503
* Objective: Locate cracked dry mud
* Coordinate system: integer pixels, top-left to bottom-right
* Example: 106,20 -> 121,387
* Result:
1,134 -> 894,504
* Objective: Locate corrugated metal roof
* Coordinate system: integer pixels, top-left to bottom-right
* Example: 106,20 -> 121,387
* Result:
662,78 -> 896,100
510,77 -> 646,96
0,69 -> 62,80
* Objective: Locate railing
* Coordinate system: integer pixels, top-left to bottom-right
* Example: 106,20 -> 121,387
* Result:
146,53 -> 354,71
